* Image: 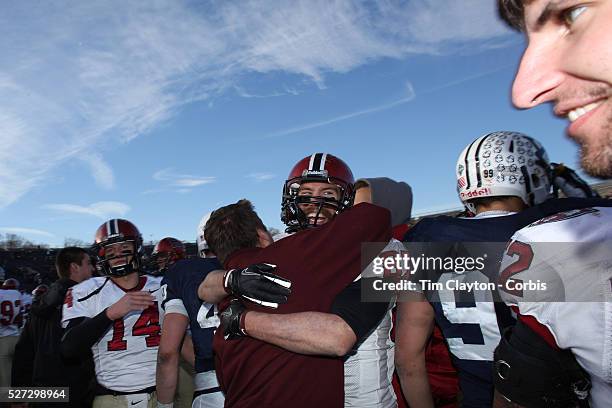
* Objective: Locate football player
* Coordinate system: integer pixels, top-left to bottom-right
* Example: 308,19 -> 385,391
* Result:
206,154 -> 401,407
150,237 -> 195,408
200,197 -> 390,407
61,219 -> 161,408
150,237 -> 186,276
396,131 -> 608,408
157,228 -> 290,408
0,278 -> 23,387
493,2 -> 612,407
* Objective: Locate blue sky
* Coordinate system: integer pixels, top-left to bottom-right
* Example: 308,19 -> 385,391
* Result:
0,1 -> 587,247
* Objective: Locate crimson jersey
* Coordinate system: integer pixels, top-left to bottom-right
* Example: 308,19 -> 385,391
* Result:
214,203 -> 391,408
62,275 -> 161,392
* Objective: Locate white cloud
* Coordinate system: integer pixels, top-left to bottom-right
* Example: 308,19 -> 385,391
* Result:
153,168 -> 216,191
247,172 -> 276,182
264,81 -> 416,138
42,201 -> 130,219
0,1 -> 513,207
82,153 -> 115,190
0,227 -> 55,238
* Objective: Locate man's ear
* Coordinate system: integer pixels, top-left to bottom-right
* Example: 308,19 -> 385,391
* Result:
68,262 -> 79,278
256,228 -> 274,248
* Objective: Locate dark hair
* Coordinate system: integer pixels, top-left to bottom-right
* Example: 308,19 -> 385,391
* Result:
204,199 -> 267,264
55,247 -> 89,279
497,0 -> 528,31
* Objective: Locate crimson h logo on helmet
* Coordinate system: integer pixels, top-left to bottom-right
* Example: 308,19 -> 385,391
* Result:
281,153 -> 355,233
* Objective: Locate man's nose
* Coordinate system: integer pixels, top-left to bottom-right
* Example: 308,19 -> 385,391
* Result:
512,37 -> 564,109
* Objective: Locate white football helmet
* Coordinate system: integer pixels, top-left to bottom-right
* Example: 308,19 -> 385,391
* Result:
456,131 -> 552,213
196,212 -> 213,258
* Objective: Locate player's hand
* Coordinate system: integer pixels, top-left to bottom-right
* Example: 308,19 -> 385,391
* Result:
106,291 -> 154,320
220,299 -> 248,340
551,163 -> 600,198
223,263 -> 291,308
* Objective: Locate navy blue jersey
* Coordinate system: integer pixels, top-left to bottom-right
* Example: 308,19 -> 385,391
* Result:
404,197 -> 611,408
160,257 -> 222,373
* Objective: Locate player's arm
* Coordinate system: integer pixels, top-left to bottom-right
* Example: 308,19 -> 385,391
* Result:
156,312 -> 189,405
198,263 -> 291,307
224,281 -> 390,356
394,297 -> 435,408
244,311 -> 355,356
61,291 -> 154,358
197,270 -> 227,304
180,333 -> 195,367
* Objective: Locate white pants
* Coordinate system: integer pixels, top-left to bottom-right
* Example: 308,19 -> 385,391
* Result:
191,371 -> 224,408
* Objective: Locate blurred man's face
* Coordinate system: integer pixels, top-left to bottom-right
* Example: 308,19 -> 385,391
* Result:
297,182 -> 341,226
155,253 -> 170,271
511,0 -> 612,178
75,254 -> 94,282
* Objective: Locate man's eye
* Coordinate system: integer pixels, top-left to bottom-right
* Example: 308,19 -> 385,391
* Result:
562,5 -> 587,26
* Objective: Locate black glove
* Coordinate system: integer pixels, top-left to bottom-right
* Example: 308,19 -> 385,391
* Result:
223,263 -> 291,308
551,163 -> 600,198
221,299 -> 248,340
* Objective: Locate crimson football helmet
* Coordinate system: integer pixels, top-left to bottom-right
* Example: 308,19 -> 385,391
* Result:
93,219 -> 144,277
281,153 -> 355,232
150,237 -> 186,276
2,278 -> 20,290
32,284 -> 49,302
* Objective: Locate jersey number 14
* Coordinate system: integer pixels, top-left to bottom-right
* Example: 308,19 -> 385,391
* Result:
108,303 -> 161,351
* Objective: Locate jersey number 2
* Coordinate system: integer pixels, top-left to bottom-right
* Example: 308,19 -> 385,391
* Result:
107,303 -> 161,351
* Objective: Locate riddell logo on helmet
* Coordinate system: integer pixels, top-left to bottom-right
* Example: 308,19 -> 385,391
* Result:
302,169 -> 328,178
460,188 -> 491,199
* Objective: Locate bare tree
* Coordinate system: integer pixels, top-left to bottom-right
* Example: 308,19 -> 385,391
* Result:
64,237 -> 89,248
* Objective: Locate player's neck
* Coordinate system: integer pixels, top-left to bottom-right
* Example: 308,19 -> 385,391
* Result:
110,272 -> 141,290
475,198 -> 525,214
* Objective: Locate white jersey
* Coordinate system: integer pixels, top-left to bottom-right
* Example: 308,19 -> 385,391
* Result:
21,292 -> 32,324
344,306 -> 395,408
0,289 -> 23,337
62,275 -> 162,392
345,239 -> 401,408
499,206 -> 612,408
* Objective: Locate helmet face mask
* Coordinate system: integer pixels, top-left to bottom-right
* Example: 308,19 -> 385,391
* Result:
456,131 -> 552,213
93,219 -> 144,277
281,154 -> 355,233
